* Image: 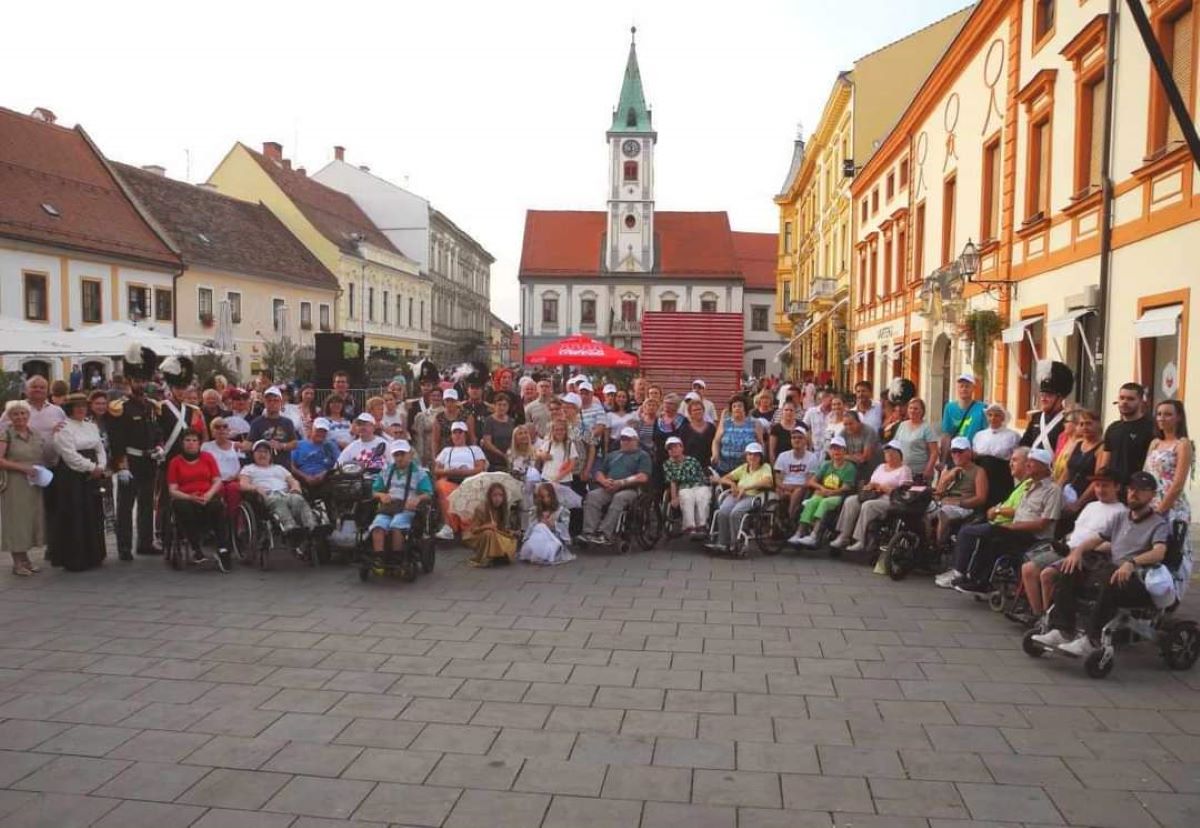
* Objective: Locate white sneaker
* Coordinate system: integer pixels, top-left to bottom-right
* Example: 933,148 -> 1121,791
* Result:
435,525 -> 455,541
1059,635 -> 1097,658
829,536 -> 851,549
1031,629 -> 1069,648
846,541 -> 865,553
787,532 -> 807,546
934,569 -> 962,589
796,534 -> 820,548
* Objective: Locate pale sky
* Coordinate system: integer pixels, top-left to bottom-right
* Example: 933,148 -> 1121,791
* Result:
5,0 -> 969,326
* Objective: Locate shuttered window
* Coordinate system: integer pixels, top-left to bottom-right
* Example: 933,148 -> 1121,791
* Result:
1167,8 -> 1194,147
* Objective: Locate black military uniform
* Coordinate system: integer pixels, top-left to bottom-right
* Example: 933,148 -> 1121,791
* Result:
406,359 -> 440,426
1019,362 -> 1075,455
110,345 -> 160,559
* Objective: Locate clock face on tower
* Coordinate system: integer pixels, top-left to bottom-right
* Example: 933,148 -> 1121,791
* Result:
622,139 -> 641,158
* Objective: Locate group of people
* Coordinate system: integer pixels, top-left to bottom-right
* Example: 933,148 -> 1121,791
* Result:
0,345 -> 1193,660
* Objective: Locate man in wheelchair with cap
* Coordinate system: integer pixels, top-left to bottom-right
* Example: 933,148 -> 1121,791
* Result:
1031,471 -> 1173,657
368,439 -> 434,556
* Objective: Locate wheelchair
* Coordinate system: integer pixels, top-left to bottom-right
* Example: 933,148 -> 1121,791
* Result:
358,500 -> 439,583
874,484 -> 935,580
1022,520 -> 1198,678
160,499 -> 221,572
579,487 -> 662,554
235,490 -> 321,571
704,487 -> 788,559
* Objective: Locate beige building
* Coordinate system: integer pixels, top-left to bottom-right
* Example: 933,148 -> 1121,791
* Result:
849,0 -> 1197,502
775,7 -> 972,385
115,163 -> 340,376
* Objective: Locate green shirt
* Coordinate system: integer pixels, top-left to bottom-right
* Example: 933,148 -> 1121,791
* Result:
813,459 -> 857,492
992,478 -> 1031,525
601,448 -> 652,482
663,455 -> 705,488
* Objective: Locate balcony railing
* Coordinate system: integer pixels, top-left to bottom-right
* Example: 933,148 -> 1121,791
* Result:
811,277 -> 837,300
610,319 -> 641,334
787,299 -> 810,319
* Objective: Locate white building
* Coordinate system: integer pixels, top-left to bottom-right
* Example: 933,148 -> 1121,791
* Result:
313,154 -> 494,365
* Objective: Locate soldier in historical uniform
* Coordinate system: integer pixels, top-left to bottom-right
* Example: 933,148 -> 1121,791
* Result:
407,359 -> 441,426
1020,361 -> 1074,455
109,345 -> 161,560
155,355 -> 205,546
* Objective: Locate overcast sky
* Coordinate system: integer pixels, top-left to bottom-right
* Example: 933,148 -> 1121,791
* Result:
5,0 -> 968,326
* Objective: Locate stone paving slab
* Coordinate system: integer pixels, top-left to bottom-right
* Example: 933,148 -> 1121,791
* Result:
0,542 -> 1197,826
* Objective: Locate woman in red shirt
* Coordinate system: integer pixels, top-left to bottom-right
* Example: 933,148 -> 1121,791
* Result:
167,430 -> 231,572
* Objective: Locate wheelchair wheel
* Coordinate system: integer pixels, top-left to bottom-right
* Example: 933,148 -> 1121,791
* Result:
1021,628 -> 1046,657
637,499 -> 663,550
420,538 -> 436,574
756,503 -> 789,556
1162,621 -> 1200,671
398,557 -> 417,583
358,563 -> 371,582
886,531 -> 918,581
1084,647 -> 1114,679
233,503 -> 255,562
988,590 -> 1006,612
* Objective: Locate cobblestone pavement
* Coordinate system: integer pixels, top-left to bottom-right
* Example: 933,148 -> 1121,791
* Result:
0,542 -> 1197,828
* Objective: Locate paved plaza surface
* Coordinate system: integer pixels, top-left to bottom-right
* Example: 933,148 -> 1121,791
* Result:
0,542 -> 1197,828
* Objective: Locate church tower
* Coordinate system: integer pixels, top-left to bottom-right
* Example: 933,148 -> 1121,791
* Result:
606,27 -> 656,273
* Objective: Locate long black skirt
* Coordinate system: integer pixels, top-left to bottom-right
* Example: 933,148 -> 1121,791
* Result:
50,464 -> 107,572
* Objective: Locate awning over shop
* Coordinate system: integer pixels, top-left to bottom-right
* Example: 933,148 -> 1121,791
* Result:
774,297 -> 849,359
1133,304 -> 1182,339
890,339 -> 920,359
1047,308 -> 1094,338
1001,316 -> 1043,344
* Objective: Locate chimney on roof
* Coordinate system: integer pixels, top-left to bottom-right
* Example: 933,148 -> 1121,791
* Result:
358,165 -> 370,173
141,164 -> 166,177
296,167 -> 306,177
334,146 -> 345,162
282,159 -> 292,171
262,141 -> 283,161
30,107 -> 57,124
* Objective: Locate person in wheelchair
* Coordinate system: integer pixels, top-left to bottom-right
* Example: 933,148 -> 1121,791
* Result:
950,447 -> 1061,594
1030,471 -> 1172,657
338,413 -> 388,472
662,435 -> 710,536
789,435 -> 857,547
291,417 -> 339,504
926,437 -> 988,549
1021,468 -> 1125,620
829,439 -> 912,553
166,430 -> 232,572
773,426 -> 817,523
368,439 -> 433,559
705,441 -> 774,555
580,427 -> 651,545
239,440 -> 317,544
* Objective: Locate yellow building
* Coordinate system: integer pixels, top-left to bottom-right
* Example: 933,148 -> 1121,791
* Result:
208,142 -> 432,359
775,7 -> 972,384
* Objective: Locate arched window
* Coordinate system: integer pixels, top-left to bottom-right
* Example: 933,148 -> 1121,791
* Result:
620,293 -> 638,322
623,161 -> 638,181
579,291 -> 597,326
700,292 -> 718,313
660,292 -> 678,313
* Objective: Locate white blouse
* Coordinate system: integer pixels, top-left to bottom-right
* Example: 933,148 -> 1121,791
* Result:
973,427 -> 1020,460
54,418 -> 106,473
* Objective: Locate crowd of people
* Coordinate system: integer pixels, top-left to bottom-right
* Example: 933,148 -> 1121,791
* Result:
0,343 -> 1193,660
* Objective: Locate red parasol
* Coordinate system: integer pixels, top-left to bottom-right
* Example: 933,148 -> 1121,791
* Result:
523,335 -> 639,368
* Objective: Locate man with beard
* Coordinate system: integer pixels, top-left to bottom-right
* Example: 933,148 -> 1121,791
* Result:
1101,382 -> 1155,491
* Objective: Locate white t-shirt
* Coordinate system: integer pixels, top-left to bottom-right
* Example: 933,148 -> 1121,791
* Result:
222,413 -> 251,440
283,403 -> 305,436
774,449 -> 818,487
326,418 -> 353,448
607,411 -> 637,433
337,437 -> 388,468
435,445 -> 486,471
1067,500 -> 1126,548
382,411 -> 406,431
202,441 -> 243,481
536,437 -> 580,483
240,462 -> 292,494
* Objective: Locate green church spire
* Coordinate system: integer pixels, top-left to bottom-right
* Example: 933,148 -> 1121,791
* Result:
610,27 -> 654,135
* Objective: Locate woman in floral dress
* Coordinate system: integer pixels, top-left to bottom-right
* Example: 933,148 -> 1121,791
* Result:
1144,400 -> 1193,592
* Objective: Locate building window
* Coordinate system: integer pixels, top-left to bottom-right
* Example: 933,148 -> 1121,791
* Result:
886,172 -> 895,201
899,158 -> 909,188
228,291 -> 242,324
347,283 -> 356,319
868,245 -> 879,301
661,298 -> 677,313
128,285 -> 149,320
700,296 -> 718,313
895,224 -> 907,292
857,249 -> 868,307
23,273 -> 48,321
621,298 -> 638,322
1150,3 -> 1194,155
783,221 -> 793,254
751,305 -> 769,332
408,297 -> 414,328
883,237 -> 893,297
1017,317 -> 1046,419
1077,72 -> 1107,194
300,301 -> 312,330
752,358 -> 767,377
914,201 -> 926,279
419,300 -> 425,330
1137,302 -> 1184,404
623,161 -> 638,181
861,198 -> 868,222
541,296 -> 558,325
81,279 -> 102,323
1034,0 -> 1056,45
580,298 -> 597,325
320,303 -> 331,331
198,287 -> 213,321
871,187 -> 879,214
981,136 -> 1002,242
383,290 -> 389,324
367,287 -> 375,322
273,299 -> 285,332
154,288 -> 173,322
781,282 -> 791,309
941,174 -> 957,266
1027,116 -> 1052,220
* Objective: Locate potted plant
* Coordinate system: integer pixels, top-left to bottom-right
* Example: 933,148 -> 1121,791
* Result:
199,311 -> 214,328
960,309 -> 1003,392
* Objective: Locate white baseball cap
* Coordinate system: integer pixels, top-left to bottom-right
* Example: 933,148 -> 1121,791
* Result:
603,383 -> 617,395
1028,448 -> 1054,467
252,439 -> 272,452
683,391 -> 701,402
355,412 -> 375,424
442,388 -> 459,401
561,393 -> 582,408
829,435 -> 848,449
389,439 -> 412,454
311,417 -> 331,432
949,436 -> 972,451
744,442 -> 765,455
957,372 -> 976,385
578,381 -> 594,393
665,436 -> 682,447
692,378 -> 707,388
450,421 -> 469,432
263,386 -> 282,398
884,439 -> 904,453
619,426 -> 639,439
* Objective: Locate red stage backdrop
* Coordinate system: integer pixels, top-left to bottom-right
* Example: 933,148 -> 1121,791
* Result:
640,311 -> 744,402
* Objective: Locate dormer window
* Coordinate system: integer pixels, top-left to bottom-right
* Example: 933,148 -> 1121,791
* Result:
626,108 -> 638,127
623,161 -> 638,182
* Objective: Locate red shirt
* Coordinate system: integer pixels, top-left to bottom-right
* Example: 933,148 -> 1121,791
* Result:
168,453 -> 219,497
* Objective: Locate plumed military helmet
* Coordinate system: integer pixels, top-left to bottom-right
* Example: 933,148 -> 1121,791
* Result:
159,355 -> 195,388
408,359 -> 440,385
1038,360 -> 1074,397
887,377 -> 916,405
122,343 -> 158,381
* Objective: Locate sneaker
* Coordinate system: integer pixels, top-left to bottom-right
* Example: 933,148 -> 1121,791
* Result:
934,569 -> 962,588
435,525 -> 455,541
953,579 -> 991,594
829,535 -> 851,549
846,541 -> 865,553
190,543 -> 205,564
704,543 -> 730,554
1032,629 -> 1069,648
786,532 -> 807,546
215,549 -> 231,574
796,534 -> 820,548
1059,635 -> 1097,658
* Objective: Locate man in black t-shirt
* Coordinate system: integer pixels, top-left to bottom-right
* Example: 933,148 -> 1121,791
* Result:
1102,382 -> 1154,488
248,387 -> 299,468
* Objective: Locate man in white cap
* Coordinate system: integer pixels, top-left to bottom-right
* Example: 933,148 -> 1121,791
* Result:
369,439 -> 434,556
239,439 -> 317,547
248,386 -> 299,468
577,381 -> 607,457
939,373 -> 987,466
948,446 -> 1061,593
290,417 -> 340,501
581,426 -> 651,544
337,413 -> 388,471
691,379 -> 717,423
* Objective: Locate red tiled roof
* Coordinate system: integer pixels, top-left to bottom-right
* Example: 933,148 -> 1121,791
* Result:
241,144 -> 400,257
519,210 -> 741,278
114,163 -> 340,291
0,107 -> 180,268
731,231 -> 778,290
